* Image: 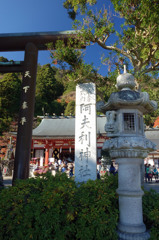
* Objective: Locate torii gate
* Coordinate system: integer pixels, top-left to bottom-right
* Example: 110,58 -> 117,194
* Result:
0,31 -> 82,182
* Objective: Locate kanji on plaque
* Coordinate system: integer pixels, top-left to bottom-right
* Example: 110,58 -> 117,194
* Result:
79,149 -> 83,161
80,104 -> 91,114
83,147 -> 91,163
75,83 -> 97,182
80,115 -> 90,129
79,165 -> 91,178
79,131 -> 91,147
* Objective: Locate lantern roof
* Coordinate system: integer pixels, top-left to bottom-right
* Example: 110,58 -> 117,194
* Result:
99,71 -> 157,114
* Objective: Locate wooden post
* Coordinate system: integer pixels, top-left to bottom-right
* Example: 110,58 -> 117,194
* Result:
45,148 -> 49,166
13,42 -> 38,182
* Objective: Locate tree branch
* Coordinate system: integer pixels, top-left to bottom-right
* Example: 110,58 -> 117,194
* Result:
141,62 -> 159,74
94,38 -> 134,63
142,47 -> 159,68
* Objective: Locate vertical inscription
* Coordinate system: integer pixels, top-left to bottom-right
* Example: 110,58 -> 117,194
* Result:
13,43 -> 38,182
75,83 -> 97,182
20,71 -> 32,126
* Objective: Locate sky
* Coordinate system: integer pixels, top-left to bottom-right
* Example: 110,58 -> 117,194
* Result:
0,0 -> 123,76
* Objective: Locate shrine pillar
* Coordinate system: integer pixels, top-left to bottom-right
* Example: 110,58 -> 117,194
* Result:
13,42 -> 38,182
45,148 -> 49,166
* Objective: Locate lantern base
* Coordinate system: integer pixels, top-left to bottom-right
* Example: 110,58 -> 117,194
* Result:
117,230 -> 150,240
117,231 -> 150,240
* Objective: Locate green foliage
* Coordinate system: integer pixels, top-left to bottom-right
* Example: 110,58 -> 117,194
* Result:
36,64 -> 64,101
63,80 -> 76,94
63,0 -> 97,19
0,56 -> 9,62
52,40 -> 83,68
0,173 -> 159,239
111,0 -> 159,75
0,173 -> 118,240
35,98 -> 65,116
143,190 -> 159,240
63,0 -> 159,76
140,74 -> 159,126
0,73 -> 21,134
0,73 -> 21,116
64,100 -> 75,116
0,116 -> 12,136
51,38 -> 117,102
35,64 -> 64,116
51,39 -> 98,84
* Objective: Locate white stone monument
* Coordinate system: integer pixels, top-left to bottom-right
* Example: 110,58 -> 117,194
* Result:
99,70 -> 157,240
75,83 -> 97,182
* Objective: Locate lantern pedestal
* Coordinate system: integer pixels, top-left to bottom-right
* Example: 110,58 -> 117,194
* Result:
116,157 -> 149,240
117,231 -> 150,240
103,138 -> 154,240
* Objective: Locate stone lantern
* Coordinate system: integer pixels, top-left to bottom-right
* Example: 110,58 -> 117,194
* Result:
99,69 -> 157,240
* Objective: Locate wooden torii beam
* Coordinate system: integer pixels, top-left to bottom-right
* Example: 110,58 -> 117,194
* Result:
0,31 -> 82,182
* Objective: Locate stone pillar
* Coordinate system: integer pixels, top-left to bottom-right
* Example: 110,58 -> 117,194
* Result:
75,83 -> 97,182
141,160 -> 145,186
103,137 -> 154,240
13,42 -> 38,182
116,156 -> 150,240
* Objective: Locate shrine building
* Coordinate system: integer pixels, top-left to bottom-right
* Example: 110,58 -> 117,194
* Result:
30,115 -> 108,165
28,115 -> 159,168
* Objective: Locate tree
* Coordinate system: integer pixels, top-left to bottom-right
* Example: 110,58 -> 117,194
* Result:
0,73 -> 21,116
0,73 -> 21,134
112,0 -> 159,75
35,64 -> 64,115
140,74 -> 159,126
51,38 -> 115,101
58,0 -> 159,126
62,0 -> 159,78
0,56 -> 9,62
62,0 -> 159,77
64,100 -> 75,115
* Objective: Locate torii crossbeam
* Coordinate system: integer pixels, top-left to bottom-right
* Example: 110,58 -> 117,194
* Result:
0,31 -> 82,182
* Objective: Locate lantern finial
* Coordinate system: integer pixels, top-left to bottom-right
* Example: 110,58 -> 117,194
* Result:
124,65 -> 127,74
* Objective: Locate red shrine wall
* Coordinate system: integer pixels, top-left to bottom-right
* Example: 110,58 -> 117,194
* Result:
30,136 -> 107,164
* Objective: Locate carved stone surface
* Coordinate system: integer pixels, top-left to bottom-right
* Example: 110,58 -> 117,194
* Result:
100,91 -> 157,114
110,149 -> 148,158
117,230 -> 150,240
102,136 -> 156,154
118,90 -> 140,101
105,110 -> 118,134
116,72 -> 136,90
96,100 -> 105,111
